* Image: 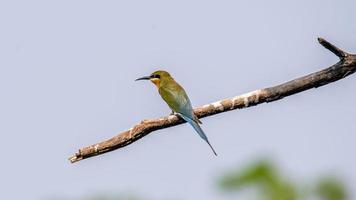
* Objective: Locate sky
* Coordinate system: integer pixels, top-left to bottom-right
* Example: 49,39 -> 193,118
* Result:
0,0 -> 355,199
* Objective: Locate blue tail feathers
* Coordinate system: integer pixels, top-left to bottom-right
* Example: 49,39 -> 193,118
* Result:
178,114 -> 217,156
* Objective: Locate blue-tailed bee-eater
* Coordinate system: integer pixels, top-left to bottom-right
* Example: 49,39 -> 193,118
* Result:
136,70 -> 217,156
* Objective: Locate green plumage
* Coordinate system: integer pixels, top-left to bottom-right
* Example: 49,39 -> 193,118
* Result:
158,73 -> 189,114
136,70 -> 217,155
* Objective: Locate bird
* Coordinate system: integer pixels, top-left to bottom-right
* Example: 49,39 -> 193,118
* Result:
136,70 -> 217,156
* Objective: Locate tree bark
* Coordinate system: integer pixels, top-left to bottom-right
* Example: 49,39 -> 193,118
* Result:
69,38 -> 356,163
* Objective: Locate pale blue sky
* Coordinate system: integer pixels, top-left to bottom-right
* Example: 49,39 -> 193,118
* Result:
0,0 -> 355,199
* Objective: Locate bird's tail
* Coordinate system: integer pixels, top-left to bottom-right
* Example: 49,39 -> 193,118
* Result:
180,114 -> 217,156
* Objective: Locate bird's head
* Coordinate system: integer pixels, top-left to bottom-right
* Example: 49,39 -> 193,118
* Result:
135,70 -> 172,88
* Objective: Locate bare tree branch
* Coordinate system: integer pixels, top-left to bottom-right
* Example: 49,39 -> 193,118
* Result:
69,38 -> 356,163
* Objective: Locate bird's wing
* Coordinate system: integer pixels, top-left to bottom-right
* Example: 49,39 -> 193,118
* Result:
159,83 -> 216,155
177,94 -> 202,124
159,84 -> 198,122
159,86 -> 185,112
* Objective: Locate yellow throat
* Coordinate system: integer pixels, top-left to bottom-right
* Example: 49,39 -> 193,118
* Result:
150,78 -> 161,88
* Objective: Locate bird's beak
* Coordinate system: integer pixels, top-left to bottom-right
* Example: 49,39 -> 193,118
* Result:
135,76 -> 151,81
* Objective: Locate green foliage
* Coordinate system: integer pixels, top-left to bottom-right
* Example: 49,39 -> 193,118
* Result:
219,159 -> 348,200
219,160 -> 297,200
316,177 -> 347,200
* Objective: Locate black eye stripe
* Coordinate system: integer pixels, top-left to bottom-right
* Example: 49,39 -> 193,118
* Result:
151,74 -> 160,79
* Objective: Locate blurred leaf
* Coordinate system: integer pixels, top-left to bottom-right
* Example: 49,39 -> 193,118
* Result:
219,160 -> 276,189
219,159 -> 297,200
316,177 -> 347,200
219,159 -> 349,200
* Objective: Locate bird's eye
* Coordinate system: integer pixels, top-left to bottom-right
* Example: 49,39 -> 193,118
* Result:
152,74 -> 160,79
